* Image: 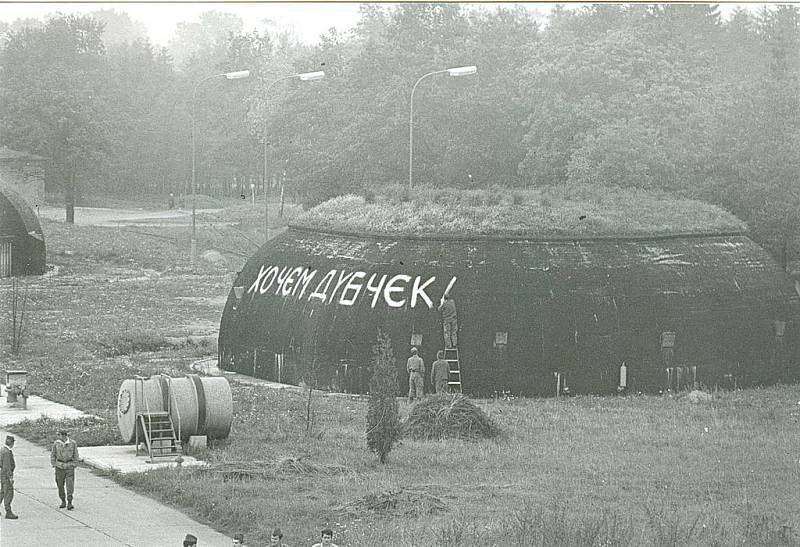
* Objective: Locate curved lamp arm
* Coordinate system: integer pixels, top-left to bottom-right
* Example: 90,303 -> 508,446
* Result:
408,66 -> 477,190
261,71 -> 325,241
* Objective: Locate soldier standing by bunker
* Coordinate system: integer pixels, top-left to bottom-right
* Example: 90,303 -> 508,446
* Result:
431,350 -> 450,394
51,429 -> 79,510
0,435 -> 18,519
406,347 -> 425,401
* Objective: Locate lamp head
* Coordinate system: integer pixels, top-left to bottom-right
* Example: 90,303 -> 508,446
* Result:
447,65 -> 477,77
224,70 -> 251,80
299,70 -> 325,81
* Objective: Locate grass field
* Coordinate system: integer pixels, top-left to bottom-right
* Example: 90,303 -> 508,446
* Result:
2,197 -> 799,546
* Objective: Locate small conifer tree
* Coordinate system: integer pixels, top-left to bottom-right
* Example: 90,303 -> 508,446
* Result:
366,330 -> 401,463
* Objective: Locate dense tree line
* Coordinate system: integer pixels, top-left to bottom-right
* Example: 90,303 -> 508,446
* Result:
0,4 -> 798,260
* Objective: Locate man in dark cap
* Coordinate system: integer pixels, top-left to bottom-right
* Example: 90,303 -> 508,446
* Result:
268,527 -> 289,547
183,533 -> 198,546
51,429 -> 80,510
0,435 -> 17,518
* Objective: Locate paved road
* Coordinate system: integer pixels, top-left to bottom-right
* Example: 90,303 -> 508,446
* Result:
37,206 -> 222,227
0,432 -> 232,546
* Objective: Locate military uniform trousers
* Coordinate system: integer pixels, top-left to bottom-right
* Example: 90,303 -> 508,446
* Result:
0,474 -> 13,512
408,372 -> 424,400
55,467 -> 75,503
443,319 -> 458,348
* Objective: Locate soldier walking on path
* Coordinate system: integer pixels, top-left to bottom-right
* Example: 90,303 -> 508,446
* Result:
0,434 -> 18,518
438,291 -> 458,348
51,429 -> 80,510
431,350 -> 450,394
406,347 -> 425,402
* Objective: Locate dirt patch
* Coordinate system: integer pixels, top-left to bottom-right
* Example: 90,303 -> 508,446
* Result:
337,487 -> 448,518
175,296 -> 228,307
202,457 -> 348,480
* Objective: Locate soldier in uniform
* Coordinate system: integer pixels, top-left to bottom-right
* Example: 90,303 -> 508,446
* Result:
312,528 -> 338,547
431,350 -> 450,394
268,528 -> 289,547
51,429 -> 80,510
438,292 -> 458,348
406,347 -> 425,402
0,435 -> 18,519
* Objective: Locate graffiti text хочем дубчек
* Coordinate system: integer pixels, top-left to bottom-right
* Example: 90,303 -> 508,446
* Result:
244,264 -> 457,309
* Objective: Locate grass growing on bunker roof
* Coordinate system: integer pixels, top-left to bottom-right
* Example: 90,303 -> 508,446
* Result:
293,184 -> 747,238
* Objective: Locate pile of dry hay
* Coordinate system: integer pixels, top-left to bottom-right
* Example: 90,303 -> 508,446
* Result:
337,487 -> 447,518
403,394 -> 501,441
203,457 -> 348,480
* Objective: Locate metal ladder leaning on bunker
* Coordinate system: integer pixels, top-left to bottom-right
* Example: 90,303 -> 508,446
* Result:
133,375 -> 183,462
445,347 -> 462,393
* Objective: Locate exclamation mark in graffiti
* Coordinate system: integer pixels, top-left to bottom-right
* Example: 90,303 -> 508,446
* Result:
443,276 -> 457,296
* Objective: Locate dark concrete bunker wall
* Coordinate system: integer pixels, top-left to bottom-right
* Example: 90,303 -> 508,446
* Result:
219,228 -> 799,396
0,187 -> 45,277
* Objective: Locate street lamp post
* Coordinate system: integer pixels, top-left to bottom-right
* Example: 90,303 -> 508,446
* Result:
408,65 -> 477,191
191,69 -> 250,263
262,71 -> 325,242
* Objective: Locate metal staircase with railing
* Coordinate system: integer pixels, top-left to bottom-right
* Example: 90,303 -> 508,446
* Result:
445,347 -> 462,393
133,376 -> 183,462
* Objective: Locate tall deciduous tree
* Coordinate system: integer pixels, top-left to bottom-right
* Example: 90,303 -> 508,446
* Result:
0,14 -> 107,222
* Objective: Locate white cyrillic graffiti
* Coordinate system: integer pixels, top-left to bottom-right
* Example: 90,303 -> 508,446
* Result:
365,273 -> 388,308
411,275 -> 436,308
308,269 -> 337,302
281,266 -> 305,296
274,267 -> 292,295
246,265 -> 280,295
339,271 -> 366,305
295,267 -> 317,298
330,270 -> 356,304
384,274 -> 412,307
244,263 -> 454,310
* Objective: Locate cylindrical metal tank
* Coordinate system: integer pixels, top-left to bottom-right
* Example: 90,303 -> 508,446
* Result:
117,375 -> 232,443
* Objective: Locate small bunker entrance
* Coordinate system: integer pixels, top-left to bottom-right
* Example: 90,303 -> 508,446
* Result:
0,186 -> 45,277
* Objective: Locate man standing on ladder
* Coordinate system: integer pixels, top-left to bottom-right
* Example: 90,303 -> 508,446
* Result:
438,291 -> 458,348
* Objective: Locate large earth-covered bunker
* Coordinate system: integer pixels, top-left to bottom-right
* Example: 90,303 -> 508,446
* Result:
219,221 -> 799,397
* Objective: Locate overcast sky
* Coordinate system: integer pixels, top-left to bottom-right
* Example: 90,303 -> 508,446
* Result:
0,2 -> 365,45
0,2 -> 765,47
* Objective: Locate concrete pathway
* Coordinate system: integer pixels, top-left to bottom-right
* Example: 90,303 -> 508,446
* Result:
0,392 -> 233,546
37,205 -> 223,227
0,433 -> 232,546
0,394 -> 92,427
